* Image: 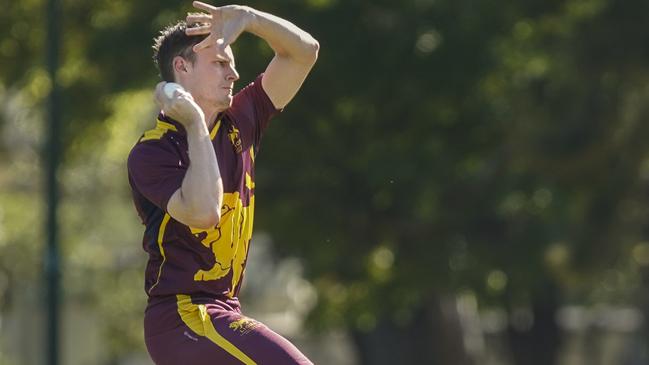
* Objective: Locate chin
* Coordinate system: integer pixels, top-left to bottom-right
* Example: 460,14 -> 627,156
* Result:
216,96 -> 233,110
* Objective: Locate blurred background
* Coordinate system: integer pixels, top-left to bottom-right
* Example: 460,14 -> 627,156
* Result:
3,0 -> 649,364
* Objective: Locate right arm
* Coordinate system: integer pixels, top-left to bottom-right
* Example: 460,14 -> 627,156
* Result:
156,82 -> 223,229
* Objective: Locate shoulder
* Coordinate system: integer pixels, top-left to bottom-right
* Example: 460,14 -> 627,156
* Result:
128,120 -> 185,170
229,75 -> 276,114
139,119 -> 183,143
226,74 -> 281,130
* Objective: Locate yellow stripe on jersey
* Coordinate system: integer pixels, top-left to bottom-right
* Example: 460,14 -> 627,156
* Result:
245,172 -> 255,190
249,146 -> 255,162
210,119 -> 222,140
147,213 -> 171,295
140,120 -> 178,142
176,294 -> 257,365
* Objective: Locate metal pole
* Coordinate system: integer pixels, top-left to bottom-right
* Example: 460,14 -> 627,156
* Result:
45,0 -> 61,363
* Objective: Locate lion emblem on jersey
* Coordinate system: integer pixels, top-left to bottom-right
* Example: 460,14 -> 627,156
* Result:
228,124 -> 243,153
190,192 -> 254,297
229,317 -> 260,335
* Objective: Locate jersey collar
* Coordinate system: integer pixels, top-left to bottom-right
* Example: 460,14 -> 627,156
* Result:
157,112 -> 224,137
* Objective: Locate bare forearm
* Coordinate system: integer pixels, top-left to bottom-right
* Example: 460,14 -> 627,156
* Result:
177,121 -> 223,224
246,8 -> 319,64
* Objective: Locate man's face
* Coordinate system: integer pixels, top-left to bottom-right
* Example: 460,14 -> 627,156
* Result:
180,45 -> 239,112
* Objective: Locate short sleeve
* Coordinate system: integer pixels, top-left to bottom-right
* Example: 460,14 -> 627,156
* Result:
127,141 -> 186,211
226,73 -> 281,149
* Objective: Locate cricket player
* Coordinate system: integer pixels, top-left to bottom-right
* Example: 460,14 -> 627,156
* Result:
127,2 -> 319,364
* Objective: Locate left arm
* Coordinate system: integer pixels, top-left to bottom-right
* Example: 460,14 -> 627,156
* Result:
247,9 -> 319,109
187,2 -> 319,109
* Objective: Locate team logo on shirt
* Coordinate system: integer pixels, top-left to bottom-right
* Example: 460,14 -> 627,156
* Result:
190,192 -> 254,298
228,124 -> 243,153
229,317 -> 260,335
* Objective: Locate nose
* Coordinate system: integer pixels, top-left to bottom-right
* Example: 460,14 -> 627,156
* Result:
227,65 -> 239,82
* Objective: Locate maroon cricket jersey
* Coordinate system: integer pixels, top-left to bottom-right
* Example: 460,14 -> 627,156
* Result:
128,74 -> 279,301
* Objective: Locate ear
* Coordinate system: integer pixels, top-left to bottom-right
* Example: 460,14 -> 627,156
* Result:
172,56 -> 190,75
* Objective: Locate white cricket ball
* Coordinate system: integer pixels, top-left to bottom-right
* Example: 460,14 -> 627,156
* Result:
163,82 -> 183,98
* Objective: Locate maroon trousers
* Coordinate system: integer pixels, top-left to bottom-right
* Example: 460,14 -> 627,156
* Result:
144,295 -> 313,365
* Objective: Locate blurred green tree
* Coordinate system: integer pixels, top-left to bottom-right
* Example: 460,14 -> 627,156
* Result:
3,0 -> 649,364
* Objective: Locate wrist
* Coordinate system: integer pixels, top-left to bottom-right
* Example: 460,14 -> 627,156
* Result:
185,117 -> 209,137
242,6 -> 259,34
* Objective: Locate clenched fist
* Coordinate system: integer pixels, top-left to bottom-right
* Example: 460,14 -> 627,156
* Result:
154,81 -> 205,128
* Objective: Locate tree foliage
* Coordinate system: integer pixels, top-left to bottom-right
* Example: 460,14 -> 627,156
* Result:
3,0 -> 649,363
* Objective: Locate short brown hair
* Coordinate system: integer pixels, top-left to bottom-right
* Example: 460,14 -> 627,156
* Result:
152,21 -> 208,82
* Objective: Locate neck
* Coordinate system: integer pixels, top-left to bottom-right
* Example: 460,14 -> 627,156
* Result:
199,103 -> 225,131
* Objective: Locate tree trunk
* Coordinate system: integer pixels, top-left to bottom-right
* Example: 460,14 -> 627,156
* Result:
507,283 -> 561,365
351,294 -> 472,365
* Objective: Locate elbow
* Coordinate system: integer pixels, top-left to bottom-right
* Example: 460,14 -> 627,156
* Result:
190,208 -> 221,230
295,35 -> 319,65
189,182 -> 223,229
170,186 -> 223,229
276,36 -> 319,65
194,186 -> 223,229
307,37 -> 319,63
310,37 -> 320,55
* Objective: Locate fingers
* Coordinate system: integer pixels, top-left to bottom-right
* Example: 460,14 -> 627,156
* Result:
193,37 -> 228,53
222,31 -> 239,50
192,35 -> 214,52
185,25 -> 211,36
185,2 -> 236,52
186,13 -> 212,24
154,82 -> 166,108
155,81 -> 165,94
192,1 -> 217,13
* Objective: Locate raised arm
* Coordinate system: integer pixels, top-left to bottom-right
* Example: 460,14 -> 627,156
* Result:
186,2 -> 319,109
246,9 -> 319,109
